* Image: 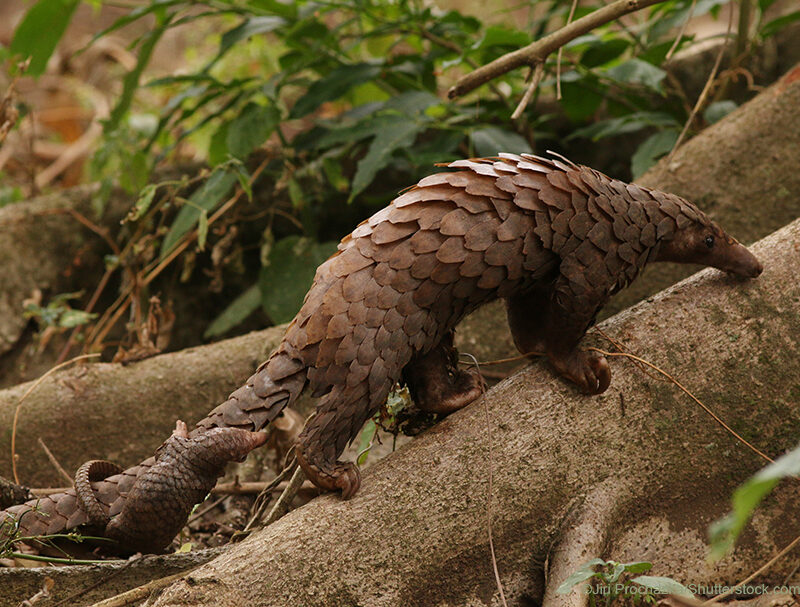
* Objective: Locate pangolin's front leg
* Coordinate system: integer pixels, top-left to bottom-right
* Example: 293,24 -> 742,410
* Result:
402,331 -> 485,414
507,278 -> 610,394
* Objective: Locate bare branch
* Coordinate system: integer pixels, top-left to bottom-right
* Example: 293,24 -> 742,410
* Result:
448,0 -> 667,99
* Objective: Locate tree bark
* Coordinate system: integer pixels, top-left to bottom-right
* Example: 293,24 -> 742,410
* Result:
141,218 -> 800,607
0,326 -> 283,488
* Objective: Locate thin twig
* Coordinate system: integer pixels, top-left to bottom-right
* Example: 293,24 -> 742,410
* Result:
703,534 -> 800,605
261,465 -> 305,527
11,354 -> 100,484
556,0 -> 580,100
36,438 -> 73,485
511,62 -> 545,120
588,347 -> 773,464
86,569 -> 195,607
666,0 -> 697,60
667,6 -> 734,164
462,352 -> 508,607
449,0 -> 667,98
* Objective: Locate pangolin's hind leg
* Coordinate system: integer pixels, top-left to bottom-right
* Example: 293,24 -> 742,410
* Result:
295,383 -> 377,499
505,287 -> 551,357
402,331 -> 485,414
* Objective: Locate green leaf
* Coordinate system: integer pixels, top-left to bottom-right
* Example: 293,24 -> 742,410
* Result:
580,38 -> 630,68
703,100 -> 737,124
471,127 -> 532,157
127,184 -> 158,222
605,58 -> 666,92
622,561 -> 653,574
160,171 -> 237,259
631,576 -> 694,598
559,76 -> 605,121
10,0 -> 80,77
710,444 -> 800,559
106,12 -> 172,132
290,63 -> 383,119
204,284 -> 261,339
556,559 -> 606,594
356,420 -> 377,465
259,236 -> 338,323
349,116 -> 425,202
59,309 -> 97,329
631,130 -> 679,179
226,102 -> 281,159
197,210 -> 209,251
208,123 -> 230,166
209,16 -> 286,68
569,112 -> 678,141
472,26 -> 530,52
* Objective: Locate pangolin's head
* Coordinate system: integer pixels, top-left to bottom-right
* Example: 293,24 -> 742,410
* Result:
652,197 -> 763,278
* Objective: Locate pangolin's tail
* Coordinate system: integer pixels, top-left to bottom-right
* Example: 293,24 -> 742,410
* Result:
0,346 -> 308,542
195,346 -> 307,433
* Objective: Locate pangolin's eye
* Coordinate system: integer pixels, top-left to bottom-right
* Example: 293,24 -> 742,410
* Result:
705,235 -> 715,249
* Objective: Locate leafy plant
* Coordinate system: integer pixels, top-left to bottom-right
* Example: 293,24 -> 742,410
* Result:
709,444 -> 800,560
557,559 -> 693,606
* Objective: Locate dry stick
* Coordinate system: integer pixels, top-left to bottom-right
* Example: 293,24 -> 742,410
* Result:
588,347 -> 773,464
462,352 -> 509,607
88,158 -> 270,352
186,494 -> 227,526
556,0 -> 580,100
448,0 -> 667,99
703,534 -> 800,605
511,62 -> 545,120
11,353 -> 100,484
665,0 -> 697,60
86,569 -> 196,607
261,465 -> 306,527
36,438 -> 73,485
667,6 -> 734,164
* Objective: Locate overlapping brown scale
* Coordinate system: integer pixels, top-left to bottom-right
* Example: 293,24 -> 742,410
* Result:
377,284 -> 400,309
436,237 -> 469,264
416,201 -> 455,229
440,208 -> 475,236
450,191 -> 493,214
491,197 -> 515,220
586,221 -> 614,253
394,184 -> 459,208
430,261 -> 463,285
371,220 -> 418,245
656,216 -> 676,240
409,230 -> 445,254
316,338 -> 342,369
459,250 -> 488,278
387,241 -> 416,270
464,217 -> 501,251
410,253 -> 439,279
477,265 -> 507,290
412,279 -> 443,307
513,187 -> 543,211
497,212 -> 533,241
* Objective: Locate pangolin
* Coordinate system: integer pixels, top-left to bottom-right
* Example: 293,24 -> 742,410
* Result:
0,153 -> 762,553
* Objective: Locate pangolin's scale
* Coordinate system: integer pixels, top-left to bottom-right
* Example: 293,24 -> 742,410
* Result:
1,153 -> 709,539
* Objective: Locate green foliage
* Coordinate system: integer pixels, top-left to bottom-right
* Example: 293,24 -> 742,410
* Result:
258,236 -> 338,323
709,444 -> 800,560
23,291 -> 98,330
557,559 -> 693,605
6,0 -> 792,336
10,0 -> 79,76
